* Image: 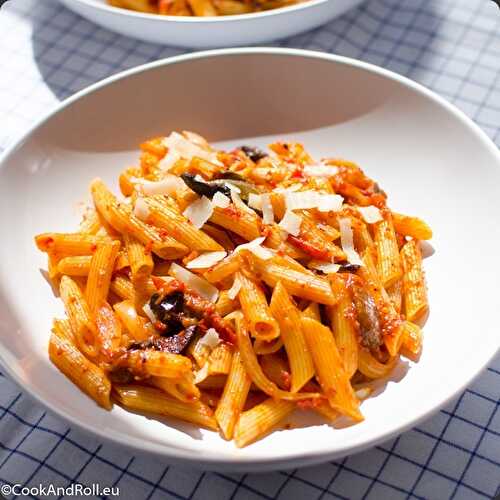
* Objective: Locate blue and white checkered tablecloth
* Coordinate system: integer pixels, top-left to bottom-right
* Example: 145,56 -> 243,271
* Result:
1,0 -> 499,498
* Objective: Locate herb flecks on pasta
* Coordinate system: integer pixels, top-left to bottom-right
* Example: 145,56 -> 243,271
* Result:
35,130 -> 432,447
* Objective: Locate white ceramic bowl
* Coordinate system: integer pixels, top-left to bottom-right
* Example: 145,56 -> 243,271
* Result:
1,48 -> 499,472
58,0 -> 365,48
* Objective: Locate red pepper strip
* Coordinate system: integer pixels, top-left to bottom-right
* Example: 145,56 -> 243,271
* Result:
287,235 -> 331,261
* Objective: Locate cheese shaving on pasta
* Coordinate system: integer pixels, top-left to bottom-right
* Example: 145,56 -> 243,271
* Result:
158,149 -> 181,171
260,193 -> 274,224
339,218 -> 364,266
169,262 -> 219,302
136,175 -> 184,196
248,193 -> 262,210
198,328 -> 221,349
182,195 -> 213,229
284,190 -> 320,210
303,164 -> 339,178
278,210 -> 302,236
227,275 -> 242,300
317,194 -> 343,213
133,197 -> 150,221
234,236 -> 273,260
163,132 -> 221,166
309,262 -> 341,274
186,251 -> 227,269
212,191 -> 231,208
357,205 -> 383,224
142,303 -> 156,323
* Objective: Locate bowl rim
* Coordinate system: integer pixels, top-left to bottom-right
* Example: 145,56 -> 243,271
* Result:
1,47 -> 499,469
66,0 -> 330,23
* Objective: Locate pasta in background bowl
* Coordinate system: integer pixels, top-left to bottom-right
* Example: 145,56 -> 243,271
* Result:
0,49 -> 499,470
58,0 -> 365,47
108,0 -> 306,16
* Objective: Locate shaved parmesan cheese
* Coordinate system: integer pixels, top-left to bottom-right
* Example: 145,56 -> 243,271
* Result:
261,193 -> 274,224
357,205 -> 383,224
198,328 -> 221,349
169,263 -> 219,302
339,218 -> 363,266
303,164 -> 339,178
183,195 -> 213,229
135,175 -> 184,196
182,130 -> 209,149
284,190 -> 320,210
279,210 -> 302,236
158,149 -> 181,171
142,303 -> 156,323
186,251 -> 227,269
234,236 -> 274,260
230,188 -> 254,215
133,197 -> 150,221
248,193 -> 263,210
212,191 -> 230,209
310,262 -> 341,274
249,245 -> 274,260
225,182 -> 241,193
284,190 -> 343,213
236,235 -> 265,248
163,132 -> 222,166
317,194 -> 344,213
194,363 -> 209,384
227,275 -> 242,300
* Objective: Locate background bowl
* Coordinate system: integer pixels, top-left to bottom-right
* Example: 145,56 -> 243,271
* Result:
0,48 -> 499,472
58,0 -> 365,48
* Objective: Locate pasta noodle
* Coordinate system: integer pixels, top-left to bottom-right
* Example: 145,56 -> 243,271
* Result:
107,0 -> 304,18
35,132 -> 432,447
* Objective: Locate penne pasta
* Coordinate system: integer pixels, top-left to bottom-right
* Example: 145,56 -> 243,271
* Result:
215,351 -> 252,440
114,385 -> 217,430
35,233 -> 110,257
401,320 -> 423,358
401,239 -> 428,322
330,293 -> 359,379
150,375 -> 200,403
270,282 -> 314,392
358,349 -> 398,379
210,205 -> 261,241
234,398 -> 295,448
59,275 -> 98,359
142,195 -> 223,251
246,255 -> 337,305
301,317 -> 362,421
123,233 -> 154,312
215,290 -> 240,316
126,349 -> 192,378
50,319 -> 112,409
79,209 -> 102,235
392,212 -> 433,240
36,131 -> 432,446
235,312 -> 319,401
113,300 -> 155,341
90,179 -> 188,259
374,215 -> 402,288
237,272 -> 280,341
253,337 -> 284,355
86,240 -> 121,314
